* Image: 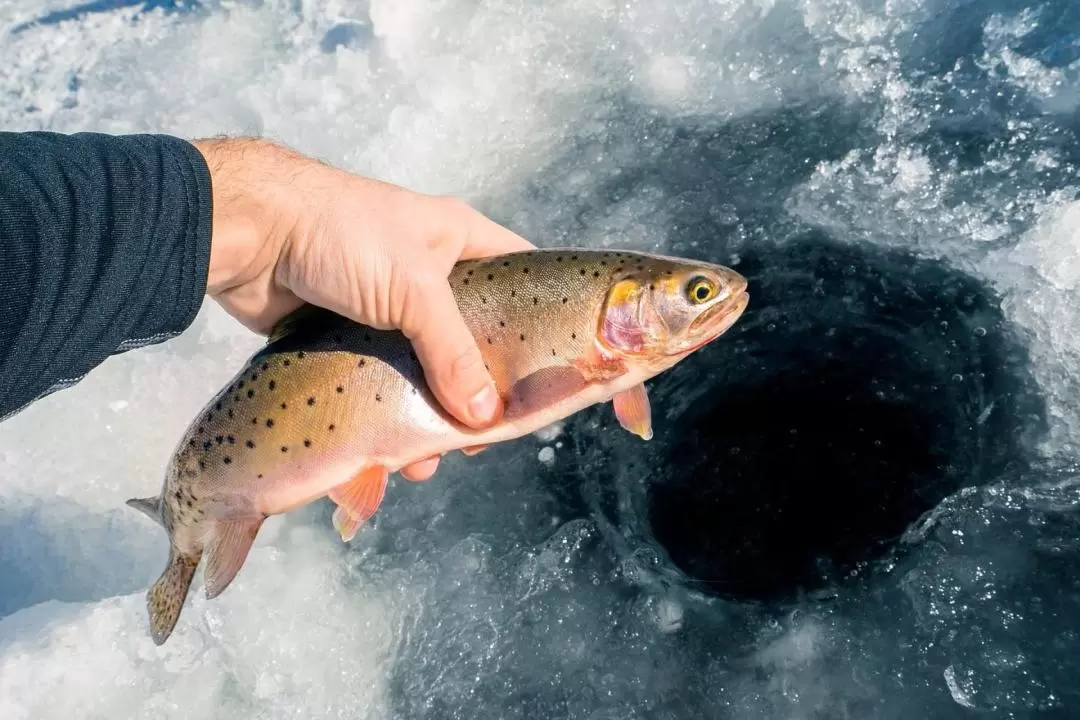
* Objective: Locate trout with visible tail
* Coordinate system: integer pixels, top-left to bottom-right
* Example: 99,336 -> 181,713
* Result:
126,248 -> 749,644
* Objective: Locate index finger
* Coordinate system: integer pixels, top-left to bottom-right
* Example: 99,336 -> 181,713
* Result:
453,201 -> 537,259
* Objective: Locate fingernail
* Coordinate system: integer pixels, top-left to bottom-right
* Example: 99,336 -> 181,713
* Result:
468,383 -> 499,424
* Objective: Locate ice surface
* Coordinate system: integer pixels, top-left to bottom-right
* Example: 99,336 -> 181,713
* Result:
3,0 -> 1080,717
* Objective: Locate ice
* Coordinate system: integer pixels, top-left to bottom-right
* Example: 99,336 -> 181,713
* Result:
4,0 -> 1080,717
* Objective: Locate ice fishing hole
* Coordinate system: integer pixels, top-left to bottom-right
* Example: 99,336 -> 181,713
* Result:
637,234 -> 1045,604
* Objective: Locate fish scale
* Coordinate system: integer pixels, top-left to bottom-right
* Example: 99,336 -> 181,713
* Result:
126,247 -> 750,645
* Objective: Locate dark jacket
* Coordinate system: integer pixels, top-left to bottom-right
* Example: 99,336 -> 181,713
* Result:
0,131 -> 212,421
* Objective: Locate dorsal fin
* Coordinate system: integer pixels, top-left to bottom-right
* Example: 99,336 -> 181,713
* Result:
266,303 -> 325,344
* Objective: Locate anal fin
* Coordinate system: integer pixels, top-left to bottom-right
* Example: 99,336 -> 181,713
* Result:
329,466 -> 389,542
204,516 -> 266,600
612,383 -> 653,440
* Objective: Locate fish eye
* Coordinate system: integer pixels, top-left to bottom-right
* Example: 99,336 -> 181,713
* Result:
687,276 -> 716,304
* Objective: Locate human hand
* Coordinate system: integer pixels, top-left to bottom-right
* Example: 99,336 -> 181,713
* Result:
192,137 -> 535,481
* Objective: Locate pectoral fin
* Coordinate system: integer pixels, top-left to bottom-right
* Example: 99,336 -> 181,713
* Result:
613,383 -> 653,440
328,466 -> 389,542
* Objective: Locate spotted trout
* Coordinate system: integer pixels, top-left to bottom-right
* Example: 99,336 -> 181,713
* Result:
126,248 -> 749,644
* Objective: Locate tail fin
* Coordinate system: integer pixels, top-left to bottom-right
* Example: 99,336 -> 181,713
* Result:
126,496 -> 163,526
146,546 -> 200,645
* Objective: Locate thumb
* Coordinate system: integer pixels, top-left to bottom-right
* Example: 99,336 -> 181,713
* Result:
402,277 -> 503,429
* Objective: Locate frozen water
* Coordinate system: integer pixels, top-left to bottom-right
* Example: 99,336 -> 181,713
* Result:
3,0 -> 1080,717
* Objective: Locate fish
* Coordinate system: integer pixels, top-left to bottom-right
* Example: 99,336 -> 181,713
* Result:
125,247 -> 749,645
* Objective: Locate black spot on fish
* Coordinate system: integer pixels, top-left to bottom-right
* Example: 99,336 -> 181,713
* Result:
572,255 -> 578,260
238,381 -> 245,389
234,394 -> 241,402
562,298 -> 568,304
511,290 -> 517,298
637,264 -> 644,271
252,417 -> 258,424
533,297 -> 538,305
552,349 -> 557,356
199,461 -> 207,470
487,274 -> 494,281
283,359 -> 291,367
223,456 -> 232,465
556,256 -> 563,262
307,397 -> 316,406
215,435 -> 223,444
206,412 -> 214,422
468,270 -> 474,276
252,373 -> 259,381
187,499 -> 193,508
247,389 -> 255,399
188,439 -> 195,447
520,333 -> 526,342
503,261 -> 510,267
328,424 -> 336,431
281,446 -> 288,453
281,403 -> 287,410
269,380 -> 276,391
227,435 -> 236,444
228,409 -> 234,419
174,490 -> 181,500
337,386 -> 344,393
304,439 -> 312,448
258,474 -> 263,479
246,440 -> 255,448
580,269 -> 587,276
500,320 -> 506,327
523,267 -> 529,274
266,419 -> 275,428
203,440 -> 212,450
593,271 -> 601,278
197,426 -> 204,434
482,297 -> 487,304
359,359 -> 367,367
572,333 -> 577,340
601,260 -> 607,266
298,351 -> 306,360
261,362 -> 269,371
376,394 -> 382,402
464,278 -> 470,285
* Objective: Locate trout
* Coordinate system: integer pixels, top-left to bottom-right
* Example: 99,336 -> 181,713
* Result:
126,248 -> 749,644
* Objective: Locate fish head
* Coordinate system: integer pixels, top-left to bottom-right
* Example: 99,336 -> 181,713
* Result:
597,256 -> 749,369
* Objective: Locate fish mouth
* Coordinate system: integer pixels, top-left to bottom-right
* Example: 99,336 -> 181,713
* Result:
680,288 -> 750,353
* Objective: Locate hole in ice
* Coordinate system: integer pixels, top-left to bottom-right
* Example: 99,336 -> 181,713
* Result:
643,233 -> 1047,603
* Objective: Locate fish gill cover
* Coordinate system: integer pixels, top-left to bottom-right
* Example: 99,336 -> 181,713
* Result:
1,0 -> 1080,718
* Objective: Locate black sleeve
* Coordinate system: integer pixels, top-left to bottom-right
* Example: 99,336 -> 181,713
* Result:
0,131 -> 213,422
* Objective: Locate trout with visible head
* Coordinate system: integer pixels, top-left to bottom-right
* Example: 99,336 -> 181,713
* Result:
127,248 -> 749,644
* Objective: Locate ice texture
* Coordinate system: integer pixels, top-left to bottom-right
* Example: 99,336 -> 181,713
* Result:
3,0 -> 1080,717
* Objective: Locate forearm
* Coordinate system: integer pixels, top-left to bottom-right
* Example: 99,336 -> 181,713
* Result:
0,131 -> 213,420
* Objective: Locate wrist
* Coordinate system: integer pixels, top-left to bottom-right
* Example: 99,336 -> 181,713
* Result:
192,137 -> 302,297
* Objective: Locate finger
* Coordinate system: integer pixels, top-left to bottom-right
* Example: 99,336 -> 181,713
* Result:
404,278 -> 503,429
447,199 -> 536,259
401,455 -> 440,482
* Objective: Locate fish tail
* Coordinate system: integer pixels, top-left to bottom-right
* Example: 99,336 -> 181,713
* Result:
146,544 -> 201,646
125,495 -> 163,526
